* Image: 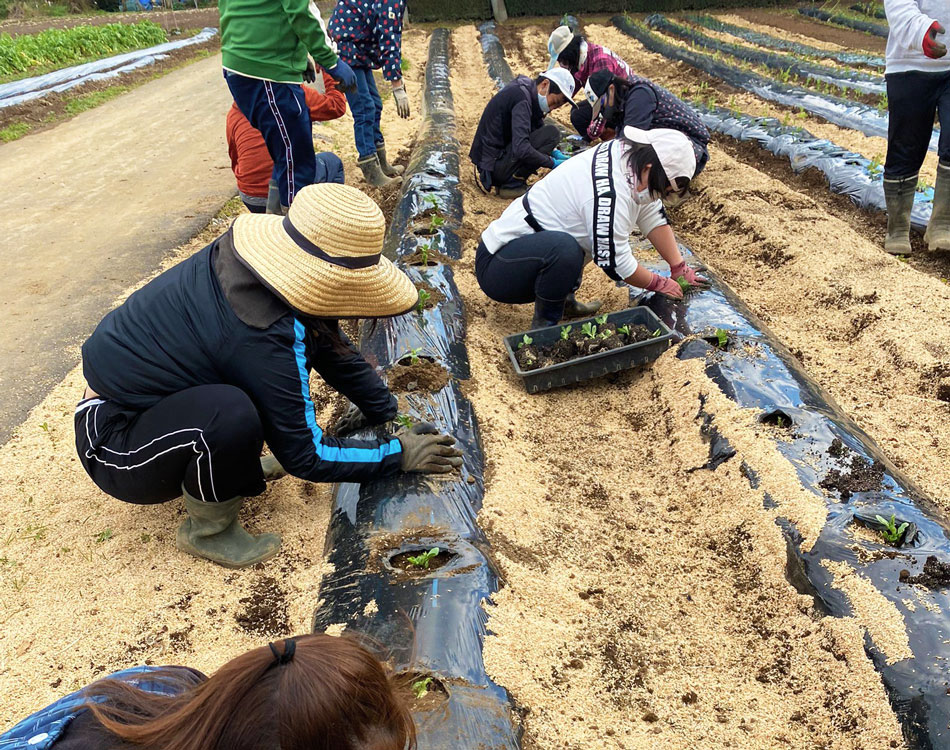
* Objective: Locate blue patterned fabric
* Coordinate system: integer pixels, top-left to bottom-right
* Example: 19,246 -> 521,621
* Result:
328,0 -> 406,81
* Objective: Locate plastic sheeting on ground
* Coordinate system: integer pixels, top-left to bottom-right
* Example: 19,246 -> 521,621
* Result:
612,16 -> 939,152
799,6 -> 889,37
647,13 -> 884,96
311,28 -> 522,750
684,13 -> 885,68
0,27 -> 217,110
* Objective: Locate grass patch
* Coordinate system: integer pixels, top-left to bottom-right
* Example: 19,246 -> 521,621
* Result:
63,84 -> 131,116
0,121 -> 30,141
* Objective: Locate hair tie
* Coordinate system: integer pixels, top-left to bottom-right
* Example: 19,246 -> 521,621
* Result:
268,638 -> 296,666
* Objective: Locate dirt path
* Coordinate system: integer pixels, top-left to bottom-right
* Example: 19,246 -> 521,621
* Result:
0,51 -> 235,443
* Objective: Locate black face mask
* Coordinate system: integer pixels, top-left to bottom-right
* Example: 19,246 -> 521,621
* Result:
602,102 -> 623,129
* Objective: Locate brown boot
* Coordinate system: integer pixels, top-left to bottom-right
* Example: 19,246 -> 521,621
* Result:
358,154 -> 402,189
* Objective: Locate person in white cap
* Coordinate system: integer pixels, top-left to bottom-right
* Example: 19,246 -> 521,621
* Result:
476,127 -> 707,328
469,67 -> 578,199
75,183 -> 462,569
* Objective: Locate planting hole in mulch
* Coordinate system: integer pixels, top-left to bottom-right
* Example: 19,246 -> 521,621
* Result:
399,671 -> 450,711
411,211 -> 449,237
759,409 -> 793,430
415,282 -> 444,311
404,242 -> 449,267
701,328 -> 734,352
389,547 -> 457,576
819,439 -> 885,501
900,556 -> 950,588
387,357 -> 450,394
515,321 -> 656,372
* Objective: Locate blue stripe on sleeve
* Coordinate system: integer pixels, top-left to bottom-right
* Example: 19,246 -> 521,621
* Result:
292,319 -> 402,464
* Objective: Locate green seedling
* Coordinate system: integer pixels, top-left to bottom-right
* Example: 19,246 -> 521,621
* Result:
594,314 -> 608,326
423,194 -> 439,209
676,276 -> 690,294
400,57 -> 411,72
917,179 -> 930,193
617,325 -> 631,336
652,328 -> 662,338
416,289 -> 431,312
877,93 -> 888,114
412,677 -> 434,699
867,153 -> 883,175
39,422 -> 49,433
874,514 -> 909,545
776,416 -> 785,428
408,347 -> 422,365
517,334 -> 533,350
419,242 -> 431,266
715,328 -> 729,349
560,325 -> 572,340
428,214 -> 445,233
600,328 -> 613,339
580,322 -> 598,339
140,533 -> 151,544
406,547 -> 440,569
395,414 -> 414,430
95,528 -> 113,544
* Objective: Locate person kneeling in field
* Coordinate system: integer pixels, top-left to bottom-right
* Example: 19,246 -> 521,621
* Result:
469,68 -> 578,199
0,634 -> 416,750
75,184 -> 462,569
476,127 -> 707,328
227,70 -> 347,214
882,0 -> 950,254
581,69 -> 710,177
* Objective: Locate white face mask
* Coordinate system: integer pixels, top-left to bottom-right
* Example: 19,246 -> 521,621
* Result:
538,93 -> 550,113
631,175 -> 655,205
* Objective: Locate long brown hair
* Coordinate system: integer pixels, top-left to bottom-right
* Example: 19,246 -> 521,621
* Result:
83,634 -> 415,750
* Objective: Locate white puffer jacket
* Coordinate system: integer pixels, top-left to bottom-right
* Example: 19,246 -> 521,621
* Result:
885,0 -> 950,73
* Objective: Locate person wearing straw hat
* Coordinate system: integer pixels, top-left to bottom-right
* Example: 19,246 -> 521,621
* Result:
74,183 -> 462,569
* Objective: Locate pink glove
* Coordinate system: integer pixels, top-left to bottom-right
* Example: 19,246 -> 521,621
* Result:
669,261 -> 709,288
924,21 -> 947,59
587,113 -> 606,141
645,273 -> 684,299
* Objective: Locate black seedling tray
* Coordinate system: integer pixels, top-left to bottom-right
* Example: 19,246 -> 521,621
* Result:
504,306 -> 674,394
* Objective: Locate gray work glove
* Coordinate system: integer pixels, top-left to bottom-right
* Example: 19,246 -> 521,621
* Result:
333,402 -> 370,436
398,422 -> 463,474
392,81 -> 411,119
260,454 -> 287,482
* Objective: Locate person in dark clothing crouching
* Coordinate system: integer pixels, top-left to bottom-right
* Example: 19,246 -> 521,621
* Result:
75,183 -> 462,569
469,67 -> 578,198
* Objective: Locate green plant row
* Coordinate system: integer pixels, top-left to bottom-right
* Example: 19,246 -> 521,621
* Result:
505,0 -> 783,19
0,20 -> 167,78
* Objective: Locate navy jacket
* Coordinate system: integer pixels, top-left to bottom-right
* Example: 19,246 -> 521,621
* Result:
81,232 -> 403,484
469,75 -> 555,175
620,75 -> 710,166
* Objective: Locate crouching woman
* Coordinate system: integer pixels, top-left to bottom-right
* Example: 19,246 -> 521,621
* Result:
0,635 -> 415,749
75,183 -> 461,569
475,127 -> 707,328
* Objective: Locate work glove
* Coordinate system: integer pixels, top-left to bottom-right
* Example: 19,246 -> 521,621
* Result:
669,261 -> 709,289
333,402 -> 370,436
924,22 -> 947,59
645,273 -> 685,300
551,148 -> 569,167
303,55 -> 317,84
327,59 -> 357,92
398,422 -> 463,474
587,113 -> 606,141
392,81 -> 411,119
260,454 -> 287,482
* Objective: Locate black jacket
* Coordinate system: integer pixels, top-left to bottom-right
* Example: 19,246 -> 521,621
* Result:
469,75 -> 555,175
81,231 -> 403,484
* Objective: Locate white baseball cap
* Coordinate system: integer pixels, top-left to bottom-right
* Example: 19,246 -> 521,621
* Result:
539,67 -> 578,109
547,25 -> 574,69
623,126 -> 697,182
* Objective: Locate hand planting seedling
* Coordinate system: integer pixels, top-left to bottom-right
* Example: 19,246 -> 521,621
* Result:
412,677 -> 434,699
676,276 -> 691,294
715,328 -> 729,349
406,547 -> 440,569
416,289 -> 431,312
560,325 -> 572,340
875,514 -> 909,544
581,322 -> 598,339
517,334 -> 533,349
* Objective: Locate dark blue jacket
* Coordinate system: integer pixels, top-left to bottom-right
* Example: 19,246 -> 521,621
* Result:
328,0 -> 405,80
81,232 -> 403,484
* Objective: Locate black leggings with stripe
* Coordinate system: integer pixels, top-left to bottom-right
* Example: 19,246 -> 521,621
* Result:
74,385 -> 266,505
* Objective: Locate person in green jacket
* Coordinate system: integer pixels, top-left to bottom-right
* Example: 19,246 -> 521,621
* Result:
220,0 -> 357,211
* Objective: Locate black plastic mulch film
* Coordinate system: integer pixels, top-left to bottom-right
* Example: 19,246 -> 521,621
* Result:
612,14 -> 940,153
799,5 -> 890,37
311,30 -> 521,749
479,21 -> 950,749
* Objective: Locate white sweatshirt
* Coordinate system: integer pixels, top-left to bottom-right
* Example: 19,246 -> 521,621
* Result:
885,0 -> 950,73
480,141 -> 668,282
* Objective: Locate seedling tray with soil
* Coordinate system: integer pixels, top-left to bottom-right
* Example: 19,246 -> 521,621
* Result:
504,307 -> 674,394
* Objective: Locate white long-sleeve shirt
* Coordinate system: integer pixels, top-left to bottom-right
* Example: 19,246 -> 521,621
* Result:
480,140 -> 668,281
885,0 -> 950,73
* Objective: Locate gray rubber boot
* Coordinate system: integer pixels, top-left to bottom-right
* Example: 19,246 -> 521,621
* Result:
376,144 -> 404,177
531,298 -> 565,328
926,162 -> 950,251
176,487 -> 281,569
883,174 -> 916,255
563,293 -> 602,317
358,154 -> 401,188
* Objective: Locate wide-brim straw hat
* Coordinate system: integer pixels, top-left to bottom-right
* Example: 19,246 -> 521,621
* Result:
232,183 -> 418,319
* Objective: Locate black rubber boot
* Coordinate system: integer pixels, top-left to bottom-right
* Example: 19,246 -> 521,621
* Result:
531,298 -> 565,328
563,293 -> 602,317
357,154 -> 401,189
376,144 -> 404,177
883,173 -> 916,255
926,162 -> 950,252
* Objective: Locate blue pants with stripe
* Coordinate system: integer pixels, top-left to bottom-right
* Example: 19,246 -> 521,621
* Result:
225,71 -> 316,208
345,66 -> 384,159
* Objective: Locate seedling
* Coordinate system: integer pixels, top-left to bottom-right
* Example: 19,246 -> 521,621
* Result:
408,347 -> 422,365
419,242 -> 431,266
428,214 -> 445,233
95,528 -> 113,544
580,322 -> 598,339
776,416 -> 785,428
517,334 -> 533,350
600,328 -> 613,339
617,324 -> 631,336
39,422 -> 49,433
714,328 -> 729,349
917,179 -> 931,193
874,514 -> 909,544
423,195 -> 439,209
416,289 -> 431,312
876,93 -> 888,115
595,314 -> 608,326
676,276 -> 690,294
560,325 -> 572,340
411,676 -> 433,698
395,414 -> 414,430
406,547 -> 440,569
867,153 -> 883,176
652,328 -> 662,337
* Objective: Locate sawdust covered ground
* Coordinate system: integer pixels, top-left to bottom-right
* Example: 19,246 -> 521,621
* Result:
450,23 -> 904,750
0,28 -> 430,725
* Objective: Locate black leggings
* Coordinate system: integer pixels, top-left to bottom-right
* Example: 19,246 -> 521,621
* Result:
491,124 -> 561,185
885,69 -> 950,178
75,385 -> 266,505
475,233 -> 585,305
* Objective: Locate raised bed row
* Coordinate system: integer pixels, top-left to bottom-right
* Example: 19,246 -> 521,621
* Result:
482,21 -> 950,749
311,29 -> 521,749
800,5 -> 890,37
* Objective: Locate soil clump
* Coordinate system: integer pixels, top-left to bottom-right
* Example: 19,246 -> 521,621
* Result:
386,358 -> 449,394
900,556 -> 950,588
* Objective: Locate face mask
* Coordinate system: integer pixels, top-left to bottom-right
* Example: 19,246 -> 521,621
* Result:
633,186 -> 655,205
538,93 -> 550,113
